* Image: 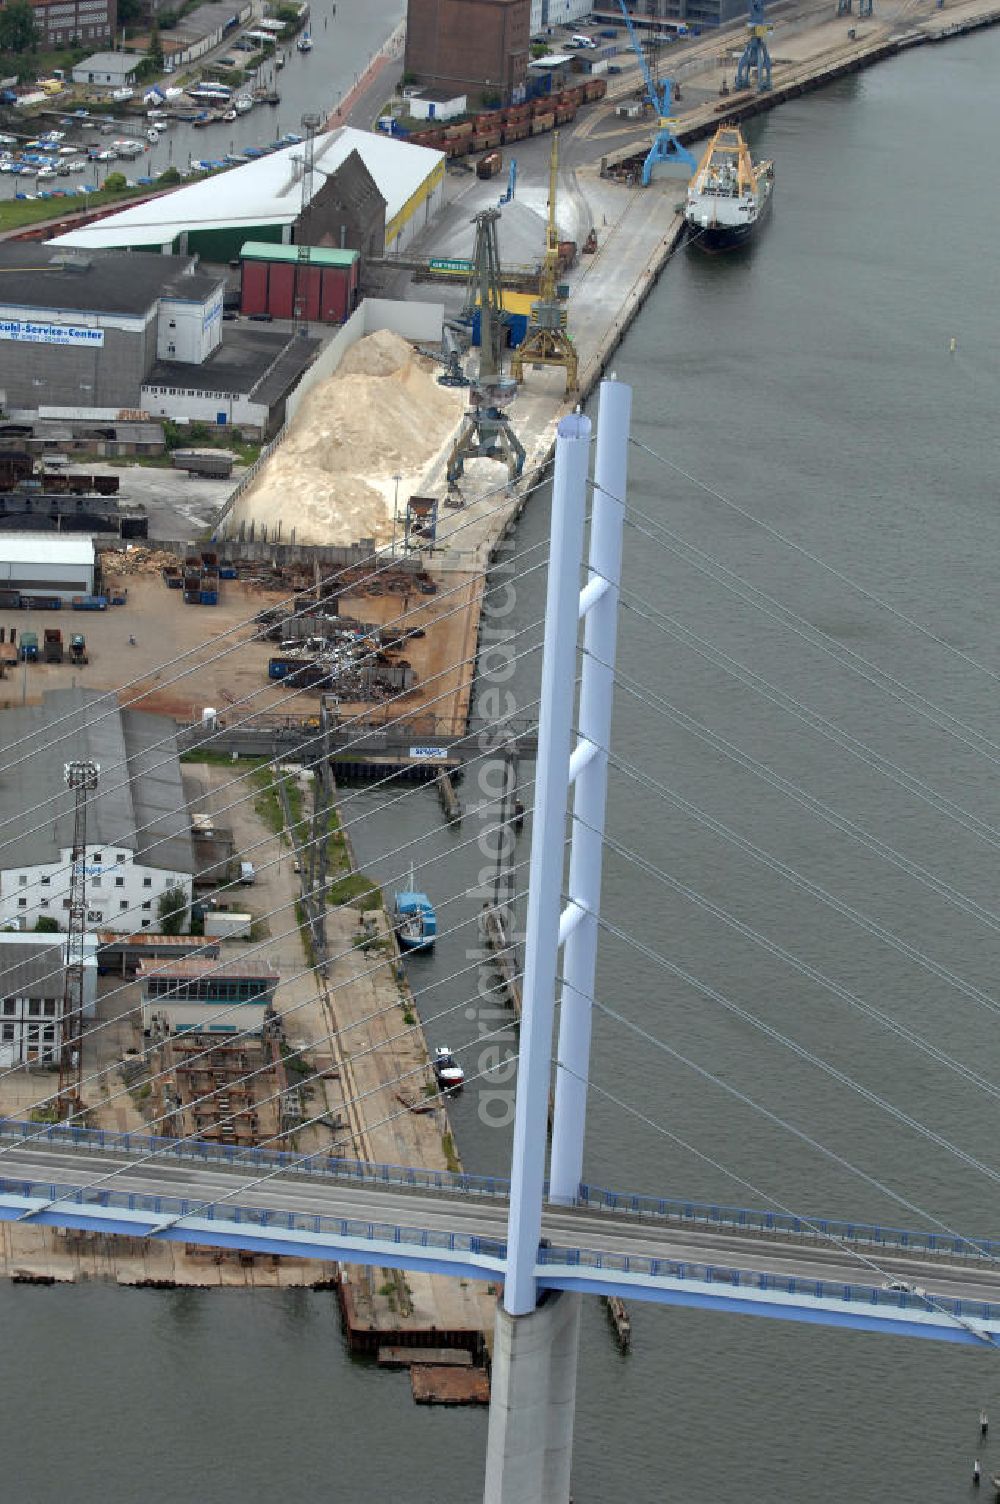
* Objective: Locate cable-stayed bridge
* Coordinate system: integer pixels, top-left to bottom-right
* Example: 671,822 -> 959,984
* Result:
1,378 -> 998,1503
3,1127 -> 999,1349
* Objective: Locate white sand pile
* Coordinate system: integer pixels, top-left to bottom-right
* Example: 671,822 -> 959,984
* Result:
232,330 -> 463,546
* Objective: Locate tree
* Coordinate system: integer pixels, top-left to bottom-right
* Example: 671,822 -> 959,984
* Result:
103,171 -> 127,191
157,884 -> 188,935
157,164 -> 181,186
0,0 -> 38,54
34,916 -> 59,932
148,22 -> 163,71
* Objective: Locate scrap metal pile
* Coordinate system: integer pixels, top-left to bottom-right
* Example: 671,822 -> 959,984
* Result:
260,606 -> 417,701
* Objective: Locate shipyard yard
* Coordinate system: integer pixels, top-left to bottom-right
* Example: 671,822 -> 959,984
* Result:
0,0 -> 998,1498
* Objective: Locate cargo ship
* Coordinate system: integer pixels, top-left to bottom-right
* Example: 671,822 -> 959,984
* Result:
684,125 -> 773,251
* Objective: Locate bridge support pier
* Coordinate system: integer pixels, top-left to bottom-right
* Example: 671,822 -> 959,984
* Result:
484,1291 -> 582,1504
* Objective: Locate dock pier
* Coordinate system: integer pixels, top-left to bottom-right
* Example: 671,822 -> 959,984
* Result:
603,1295 -> 633,1353
479,904 -> 522,1018
437,770 -> 462,825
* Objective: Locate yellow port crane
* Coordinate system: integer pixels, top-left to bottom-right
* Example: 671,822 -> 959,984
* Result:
511,132 -> 579,396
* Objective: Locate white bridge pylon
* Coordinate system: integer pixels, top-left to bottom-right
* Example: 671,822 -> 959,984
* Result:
486,379 -> 632,1504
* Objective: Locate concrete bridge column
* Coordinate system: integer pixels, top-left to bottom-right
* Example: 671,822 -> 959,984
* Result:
484,1291 -> 582,1504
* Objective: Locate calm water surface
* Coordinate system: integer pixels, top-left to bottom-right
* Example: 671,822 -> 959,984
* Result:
4,32 -> 1000,1502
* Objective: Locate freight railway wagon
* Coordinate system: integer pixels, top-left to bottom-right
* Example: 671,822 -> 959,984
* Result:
408,80 -> 606,157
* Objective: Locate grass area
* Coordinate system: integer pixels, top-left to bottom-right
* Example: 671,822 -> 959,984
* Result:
0,183 -> 158,233
327,871 -> 382,912
250,765 -> 300,843
164,421 -> 262,467
441,1132 -> 461,1174
181,750 -> 267,768
254,775 -> 282,835
294,897 -> 315,966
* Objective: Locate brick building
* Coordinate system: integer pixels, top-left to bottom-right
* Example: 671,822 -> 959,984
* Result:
30,0 -> 117,49
405,0 -> 531,107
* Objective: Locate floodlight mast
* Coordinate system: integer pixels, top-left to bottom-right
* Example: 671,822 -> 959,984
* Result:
58,758 -> 99,1116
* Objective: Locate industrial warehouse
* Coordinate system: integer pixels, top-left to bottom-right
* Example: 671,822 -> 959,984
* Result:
0,246 -> 225,414
0,534 -> 96,603
52,127 -> 447,261
0,687 -> 194,933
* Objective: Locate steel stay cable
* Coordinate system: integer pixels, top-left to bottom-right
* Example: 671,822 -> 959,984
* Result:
0,449 -> 556,774
574,515 -> 1000,919
0,578 -> 549,940
3,880 -> 524,1176
613,538 -> 1000,851
576,987 -> 1000,1266
619,506 -> 1000,767
0,623 -> 555,1120
138,1034 -> 526,1238
0,768 -> 541,1129
602,656 -> 1000,938
571,806 -> 1000,1099
601,746 -> 1000,1021
0,454 -> 557,820
18,989 -> 527,1226
583,902 -> 1000,1191
629,433 -> 1000,688
555,1056 -> 961,1289
0,773 -> 533,1124
0,708 -> 541,1073
556,1055 -> 999,1342
0,527 -> 552,885
0,531 -> 550,880
0,621 -> 546,1004
26,894 -> 527,1190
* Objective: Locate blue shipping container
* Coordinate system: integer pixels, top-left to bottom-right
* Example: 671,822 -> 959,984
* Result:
471,309 -> 528,348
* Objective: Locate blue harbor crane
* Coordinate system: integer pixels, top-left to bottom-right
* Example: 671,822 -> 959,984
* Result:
735,0 -> 773,91
615,0 -> 696,185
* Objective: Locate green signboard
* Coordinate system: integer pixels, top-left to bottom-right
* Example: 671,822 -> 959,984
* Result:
429,258 -> 473,272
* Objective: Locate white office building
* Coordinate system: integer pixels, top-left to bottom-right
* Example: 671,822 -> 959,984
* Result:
0,931 -> 98,1067
0,689 -> 194,935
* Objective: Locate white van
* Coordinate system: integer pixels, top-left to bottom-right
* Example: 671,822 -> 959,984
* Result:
571,33 -> 597,48
239,861 -> 255,885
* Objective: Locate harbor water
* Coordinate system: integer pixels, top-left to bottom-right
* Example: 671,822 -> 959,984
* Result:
5,31 -> 1000,1502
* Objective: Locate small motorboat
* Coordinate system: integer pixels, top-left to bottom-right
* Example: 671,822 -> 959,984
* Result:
394,876 -> 436,952
433,1048 -> 465,1092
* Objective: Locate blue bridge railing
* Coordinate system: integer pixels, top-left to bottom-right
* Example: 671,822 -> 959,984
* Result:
1,1171 -> 999,1331
2,1118 -> 997,1264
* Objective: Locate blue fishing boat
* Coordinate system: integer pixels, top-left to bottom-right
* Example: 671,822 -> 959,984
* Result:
394,874 -> 436,952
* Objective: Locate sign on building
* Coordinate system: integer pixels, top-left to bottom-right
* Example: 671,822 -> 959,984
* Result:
0,319 -> 104,348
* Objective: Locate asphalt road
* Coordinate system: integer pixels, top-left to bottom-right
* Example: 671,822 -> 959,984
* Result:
4,1140 -> 1000,1311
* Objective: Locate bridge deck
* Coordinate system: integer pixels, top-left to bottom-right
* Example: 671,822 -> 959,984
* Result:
1,1130 -> 999,1347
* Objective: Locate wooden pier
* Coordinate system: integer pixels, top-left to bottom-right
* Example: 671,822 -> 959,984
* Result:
479,905 -> 522,1018
603,1295 -> 632,1353
437,770 -> 462,825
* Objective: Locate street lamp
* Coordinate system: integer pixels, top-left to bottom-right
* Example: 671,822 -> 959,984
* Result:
390,472 -> 402,557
